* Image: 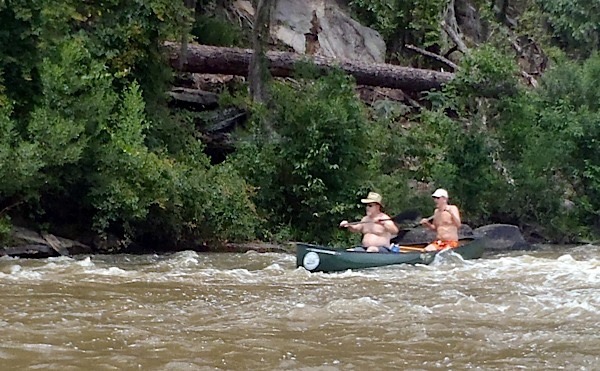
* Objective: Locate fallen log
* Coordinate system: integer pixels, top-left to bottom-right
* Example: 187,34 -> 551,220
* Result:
164,42 -> 454,92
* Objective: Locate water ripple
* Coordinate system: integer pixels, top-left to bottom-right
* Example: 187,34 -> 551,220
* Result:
0,246 -> 598,369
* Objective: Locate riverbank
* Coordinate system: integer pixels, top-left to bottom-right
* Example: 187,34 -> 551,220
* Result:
2,223 -> 534,258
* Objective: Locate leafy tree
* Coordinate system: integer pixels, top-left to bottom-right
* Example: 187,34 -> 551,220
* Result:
0,0 -> 260,250
348,0 -> 446,47
536,0 -> 600,58
232,71 -> 379,243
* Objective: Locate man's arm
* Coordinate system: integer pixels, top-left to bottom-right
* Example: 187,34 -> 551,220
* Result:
378,215 -> 399,234
339,219 -> 365,233
420,211 -> 437,230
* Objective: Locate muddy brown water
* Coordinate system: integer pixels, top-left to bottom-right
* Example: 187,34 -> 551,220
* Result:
0,245 -> 598,370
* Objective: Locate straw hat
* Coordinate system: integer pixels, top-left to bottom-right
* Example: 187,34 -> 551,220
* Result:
361,192 -> 383,206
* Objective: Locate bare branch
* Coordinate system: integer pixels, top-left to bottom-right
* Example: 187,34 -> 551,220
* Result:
405,44 -> 459,71
442,0 -> 469,54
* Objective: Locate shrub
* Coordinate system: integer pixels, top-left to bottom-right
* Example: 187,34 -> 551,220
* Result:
232,71 -> 378,243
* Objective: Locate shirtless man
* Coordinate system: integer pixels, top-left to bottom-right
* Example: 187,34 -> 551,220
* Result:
339,192 -> 399,252
420,188 -> 461,252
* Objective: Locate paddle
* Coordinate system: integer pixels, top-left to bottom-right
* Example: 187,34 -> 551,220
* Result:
392,216 -> 435,251
398,245 -> 427,252
344,209 -> 421,226
403,215 -> 434,229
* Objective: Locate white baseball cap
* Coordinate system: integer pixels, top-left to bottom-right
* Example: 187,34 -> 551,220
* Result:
431,188 -> 449,198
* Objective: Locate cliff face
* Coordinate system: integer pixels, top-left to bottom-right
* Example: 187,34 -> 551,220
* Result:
232,0 -> 386,63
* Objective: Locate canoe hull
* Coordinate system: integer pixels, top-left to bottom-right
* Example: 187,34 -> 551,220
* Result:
296,238 -> 486,273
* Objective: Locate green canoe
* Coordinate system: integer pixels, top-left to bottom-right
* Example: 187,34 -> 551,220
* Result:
296,237 -> 486,273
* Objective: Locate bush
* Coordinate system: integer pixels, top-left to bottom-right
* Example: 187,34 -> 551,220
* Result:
232,71 -> 379,243
192,14 -> 245,47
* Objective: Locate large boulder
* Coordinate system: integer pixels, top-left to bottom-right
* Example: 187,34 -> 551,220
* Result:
232,0 -> 386,63
473,224 -> 530,251
394,223 -> 530,252
394,224 -> 474,245
2,226 -> 93,258
273,0 -> 386,62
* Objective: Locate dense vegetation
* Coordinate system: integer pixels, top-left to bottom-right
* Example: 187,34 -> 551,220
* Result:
1,0 -> 600,251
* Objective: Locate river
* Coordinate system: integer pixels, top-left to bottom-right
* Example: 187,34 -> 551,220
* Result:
0,245 -> 598,370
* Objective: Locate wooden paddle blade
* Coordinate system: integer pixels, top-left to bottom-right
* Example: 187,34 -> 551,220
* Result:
390,209 -> 421,224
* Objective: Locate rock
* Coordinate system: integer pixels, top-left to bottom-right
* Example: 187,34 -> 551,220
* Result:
224,242 -> 293,253
473,224 -> 530,251
42,232 -> 70,256
53,235 -> 93,255
92,234 -> 124,253
3,244 -> 55,258
394,223 -> 530,252
272,0 -> 386,63
167,87 -> 219,110
231,0 -> 386,63
394,224 -> 474,245
5,226 -> 93,258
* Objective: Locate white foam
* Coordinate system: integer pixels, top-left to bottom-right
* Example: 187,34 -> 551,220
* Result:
1,264 -> 44,280
76,256 -> 94,267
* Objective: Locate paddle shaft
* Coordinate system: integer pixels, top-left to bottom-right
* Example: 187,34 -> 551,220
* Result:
343,209 -> 421,226
345,218 -> 393,226
398,245 -> 426,252
397,215 -> 434,229
393,216 -> 435,252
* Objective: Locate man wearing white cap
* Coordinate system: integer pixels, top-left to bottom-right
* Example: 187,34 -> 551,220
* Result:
420,188 -> 462,251
339,192 -> 399,252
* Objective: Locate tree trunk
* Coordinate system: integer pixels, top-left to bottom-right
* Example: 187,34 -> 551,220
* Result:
178,0 -> 197,70
164,42 -> 454,92
248,0 -> 272,104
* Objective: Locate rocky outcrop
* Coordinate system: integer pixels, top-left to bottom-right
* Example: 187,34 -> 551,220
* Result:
472,224 -> 531,251
394,223 -> 531,252
1,223 -> 531,258
394,224 -> 474,245
2,227 -> 93,258
231,0 -> 386,63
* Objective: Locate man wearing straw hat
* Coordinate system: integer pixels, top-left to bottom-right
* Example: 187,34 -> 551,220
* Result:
339,192 -> 399,252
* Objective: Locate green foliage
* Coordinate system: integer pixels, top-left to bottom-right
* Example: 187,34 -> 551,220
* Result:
0,95 -> 44,197
0,1 -> 42,118
0,215 -> 11,246
5,0 -> 600,249
88,82 -> 259,244
232,71 -> 378,243
536,0 -> 600,58
195,163 -> 260,242
447,45 -> 519,101
192,14 -> 245,47
393,105 -> 504,223
88,81 -> 156,232
471,54 -> 600,240
348,0 -> 403,41
0,0 -> 261,250
348,0 -> 445,46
